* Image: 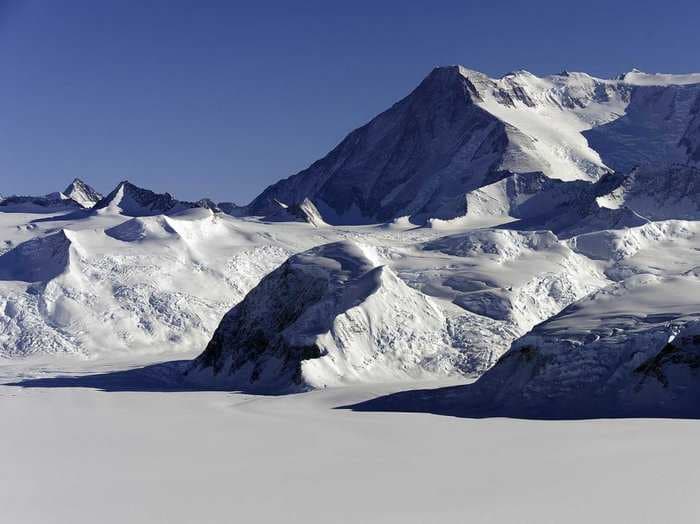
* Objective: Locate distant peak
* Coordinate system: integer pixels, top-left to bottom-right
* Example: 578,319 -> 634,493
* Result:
63,178 -> 102,208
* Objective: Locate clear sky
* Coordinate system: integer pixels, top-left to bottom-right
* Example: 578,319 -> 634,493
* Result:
1,0 -> 699,204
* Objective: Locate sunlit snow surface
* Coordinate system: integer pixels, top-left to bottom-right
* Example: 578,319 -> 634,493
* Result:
1,356 -> 700,524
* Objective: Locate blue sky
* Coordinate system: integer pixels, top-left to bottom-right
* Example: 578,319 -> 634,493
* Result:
1,0 -> 699,203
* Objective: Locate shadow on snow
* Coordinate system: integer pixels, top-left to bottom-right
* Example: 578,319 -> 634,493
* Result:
4,360 -> 287,395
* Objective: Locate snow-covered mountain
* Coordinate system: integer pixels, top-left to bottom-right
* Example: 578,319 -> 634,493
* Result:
247,66 -> 700,225
186,241 -> 455,391
63,178 -> 103,208
187,228 -> 606,390
2,65 -> 700,417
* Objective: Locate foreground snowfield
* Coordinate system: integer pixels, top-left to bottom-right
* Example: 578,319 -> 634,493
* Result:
2,355 -> 699,524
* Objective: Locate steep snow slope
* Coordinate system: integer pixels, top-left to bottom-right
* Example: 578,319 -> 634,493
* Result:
585,83 -> 700,172
631,320 -> 700,413
247,66 -> 700,224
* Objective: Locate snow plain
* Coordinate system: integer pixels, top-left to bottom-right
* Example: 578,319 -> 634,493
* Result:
2,355 -> 700,524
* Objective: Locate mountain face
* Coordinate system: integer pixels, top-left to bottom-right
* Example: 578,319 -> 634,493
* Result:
63,178 -> 102,208
247,66 -> 700,225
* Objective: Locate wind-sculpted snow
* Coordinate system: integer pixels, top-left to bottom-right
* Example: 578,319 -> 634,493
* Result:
0,210 -> 301,357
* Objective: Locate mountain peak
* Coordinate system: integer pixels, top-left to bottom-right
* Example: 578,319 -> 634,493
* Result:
63,178 -> 102,208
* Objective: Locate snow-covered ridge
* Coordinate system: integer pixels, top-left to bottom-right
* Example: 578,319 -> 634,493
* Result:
93,180 -> 204,216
